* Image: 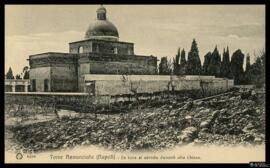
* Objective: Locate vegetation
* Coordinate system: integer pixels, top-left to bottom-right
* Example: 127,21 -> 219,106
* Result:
220,47 -> 231,78
6,67 -> 14,79
186,39 -> 202,75
159,57 -> 172,75
246,50 -> 265,87
159,39 -> 265,87
6,66 -> 30,80
22,66 -> 30,79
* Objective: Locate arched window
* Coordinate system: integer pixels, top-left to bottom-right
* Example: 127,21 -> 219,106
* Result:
114,47 -> 118,54
128,48 -> 131,55
78,46 -> 84,53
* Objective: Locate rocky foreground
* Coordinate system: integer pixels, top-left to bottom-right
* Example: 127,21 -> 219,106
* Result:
10,88 -> 265,152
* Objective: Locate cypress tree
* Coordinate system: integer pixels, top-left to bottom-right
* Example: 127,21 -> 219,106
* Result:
179,49 -> 187,75
187,39 -> 202,75
208,46 -> 222,76
221,47 -> 231,78
245,54 -> 251,72
230,49 -> 245,84
180,49 -> 186,65
176,48 -> 180,67
6,67 -> 14,79
244,54 -> 252,84
203,52 -> 212,75
173,48 -> 181,75
220,48 -> 226,77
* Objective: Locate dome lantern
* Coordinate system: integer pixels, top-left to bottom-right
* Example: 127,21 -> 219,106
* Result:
97,5 -> 106,20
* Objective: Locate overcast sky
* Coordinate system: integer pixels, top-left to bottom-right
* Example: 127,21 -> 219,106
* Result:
5,5 -> 265,75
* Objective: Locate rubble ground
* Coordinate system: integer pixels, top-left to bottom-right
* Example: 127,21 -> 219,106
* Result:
8,88 -> 265,152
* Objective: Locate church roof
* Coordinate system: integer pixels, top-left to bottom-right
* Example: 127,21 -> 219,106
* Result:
85,6 -> 119,40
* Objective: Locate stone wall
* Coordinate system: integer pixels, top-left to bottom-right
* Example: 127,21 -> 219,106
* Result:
5,75 -> 234,108
83,75 -> 234,96
5,92 -> 90,108
4,77 -> 234,109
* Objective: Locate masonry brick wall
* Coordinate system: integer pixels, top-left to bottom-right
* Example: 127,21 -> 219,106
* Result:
83,75 -> 234,96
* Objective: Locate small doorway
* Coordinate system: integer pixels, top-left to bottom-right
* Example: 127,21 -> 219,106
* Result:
85,81 -> 95,96
78,46 -> 84,53
44,79 -> 49,92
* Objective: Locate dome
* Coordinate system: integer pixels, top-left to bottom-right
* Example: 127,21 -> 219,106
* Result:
85,6 -> 119,41
85,20 -> 119,40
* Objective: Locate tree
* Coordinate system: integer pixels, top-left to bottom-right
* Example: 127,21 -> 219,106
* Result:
243,54 -> 252,84
208,46 -> 222,77
167,58 -> 173,75
187,39 -> 202,75
230,49 -> 245,84
179,49 -> 187,75
22,66 -> 30,79
245,54 -> 251,72
6,67 -> 14,79
173,48 -> 181,75
247,50 -> 265,87
220,46 -> 231,78
159,57 -> 172,75
176,48 -> 180,67
180,49 -> 187,65
15,74 -> 22,79
202,52 -> 211,75
173,58 -> 177,75
255,50 -> 265,87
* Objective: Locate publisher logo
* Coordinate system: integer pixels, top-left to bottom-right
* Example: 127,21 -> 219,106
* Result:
16,153 -> 23,160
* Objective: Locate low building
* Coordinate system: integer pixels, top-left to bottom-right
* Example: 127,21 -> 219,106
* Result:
5,79 -> 30,92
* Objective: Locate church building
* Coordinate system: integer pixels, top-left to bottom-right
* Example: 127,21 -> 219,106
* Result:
28,6 -> 158,92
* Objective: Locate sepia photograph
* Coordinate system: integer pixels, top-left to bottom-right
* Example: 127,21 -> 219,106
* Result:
4,4 -> 266,164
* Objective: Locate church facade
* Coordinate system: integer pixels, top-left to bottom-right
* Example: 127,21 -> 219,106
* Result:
29,6 -> 158,92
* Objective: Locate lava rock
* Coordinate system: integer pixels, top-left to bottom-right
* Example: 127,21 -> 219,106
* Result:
200,120 -> 211,128
178,127 -> 198,143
